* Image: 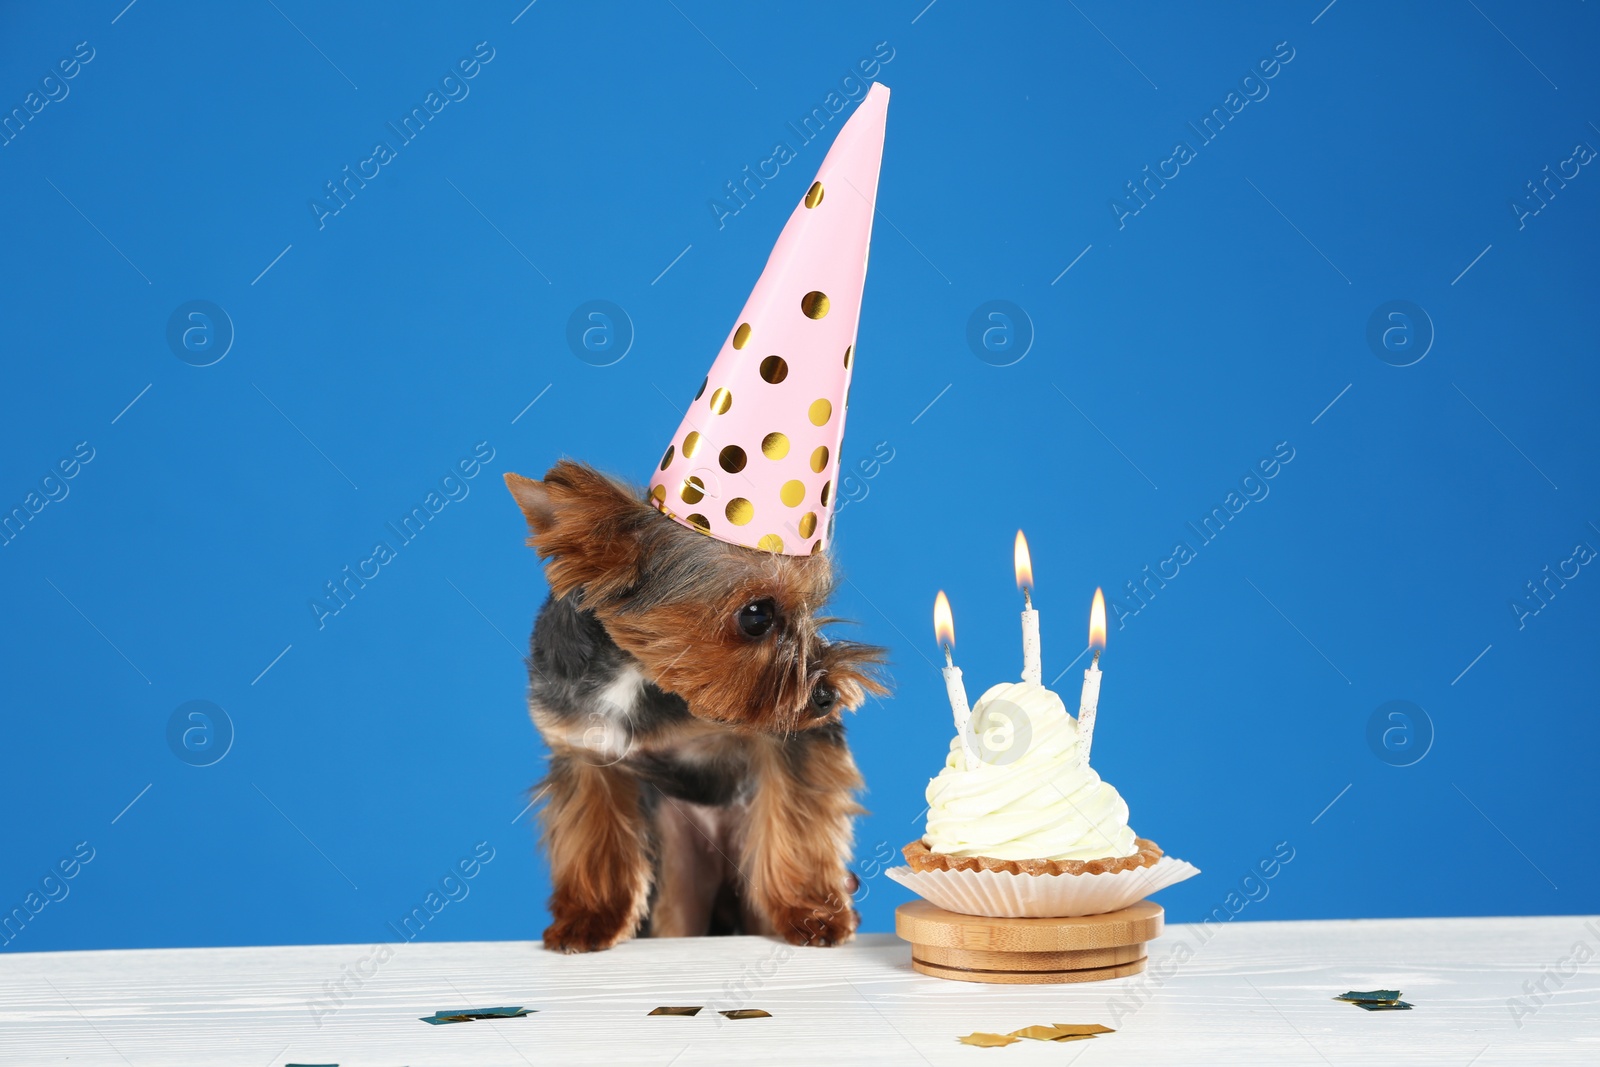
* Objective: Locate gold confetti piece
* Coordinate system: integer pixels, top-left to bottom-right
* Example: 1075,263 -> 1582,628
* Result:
718,1009 -> 771,1020
1010,1026 -> 1069,1041
648,1006 -> 703,1017
1355,1000 -> 1413,1011
958,1032 -> 1020,1047
1009,1023 -> 1114,1041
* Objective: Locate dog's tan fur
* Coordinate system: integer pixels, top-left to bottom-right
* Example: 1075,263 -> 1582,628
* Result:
507,460 -> 885,951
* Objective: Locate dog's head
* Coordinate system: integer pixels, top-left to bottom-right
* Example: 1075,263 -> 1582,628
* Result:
505,460 -> 886,732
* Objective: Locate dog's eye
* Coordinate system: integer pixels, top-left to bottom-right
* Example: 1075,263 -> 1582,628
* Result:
736,598 -> 777,638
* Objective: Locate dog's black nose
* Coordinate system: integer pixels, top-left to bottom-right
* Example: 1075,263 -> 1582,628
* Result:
808,680 -> 837,717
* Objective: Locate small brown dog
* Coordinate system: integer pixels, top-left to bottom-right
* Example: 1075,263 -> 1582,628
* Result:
505,460 -> 885,952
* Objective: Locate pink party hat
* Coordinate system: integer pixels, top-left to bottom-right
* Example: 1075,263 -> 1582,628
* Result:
649,82 -> 890,555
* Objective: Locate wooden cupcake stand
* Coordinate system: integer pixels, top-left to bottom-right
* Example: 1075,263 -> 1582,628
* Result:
894,899 -> 1163,984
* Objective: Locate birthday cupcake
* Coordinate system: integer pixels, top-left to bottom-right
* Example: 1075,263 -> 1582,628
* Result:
889,679 -> 1195,918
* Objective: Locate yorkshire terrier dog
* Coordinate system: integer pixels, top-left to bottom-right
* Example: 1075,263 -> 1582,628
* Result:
504,461 -> 886,953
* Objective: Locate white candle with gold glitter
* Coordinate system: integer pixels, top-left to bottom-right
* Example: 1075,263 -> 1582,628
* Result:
1077,588 -> 1107,768
933,591 -> 975,763
1015,531 -> 1041,685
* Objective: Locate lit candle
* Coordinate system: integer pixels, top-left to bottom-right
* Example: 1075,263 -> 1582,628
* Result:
1015,530 -> 1041,685
1077,588 -> 1107,768
933,591 -> 975,763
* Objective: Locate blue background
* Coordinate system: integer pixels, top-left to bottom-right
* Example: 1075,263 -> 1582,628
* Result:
3,0 -> 1596,955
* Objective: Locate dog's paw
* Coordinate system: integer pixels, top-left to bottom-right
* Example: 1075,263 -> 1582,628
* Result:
542,914 -> 632,954
774,896 -> 858,948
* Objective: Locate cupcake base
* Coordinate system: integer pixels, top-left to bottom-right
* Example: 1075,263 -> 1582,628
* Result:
894,898 -> 1163,985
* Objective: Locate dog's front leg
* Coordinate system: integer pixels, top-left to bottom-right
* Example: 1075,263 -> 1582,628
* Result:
740,729 -> 865,947
538,753 -> 652,953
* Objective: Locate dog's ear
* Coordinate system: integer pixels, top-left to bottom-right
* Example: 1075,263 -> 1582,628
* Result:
507,460 -> 651,602
504,472 -> 556,534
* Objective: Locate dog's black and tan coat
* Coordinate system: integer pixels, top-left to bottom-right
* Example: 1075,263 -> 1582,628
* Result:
505,461 -> 885,953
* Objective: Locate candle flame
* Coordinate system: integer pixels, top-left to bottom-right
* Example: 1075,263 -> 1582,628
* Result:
933,590 -> 955,649
1089,587 -> 1106,650
1014,530 -> 1033,594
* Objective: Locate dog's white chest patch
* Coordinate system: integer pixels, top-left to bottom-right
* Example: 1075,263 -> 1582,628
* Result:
595,665 -> 645,716
571,666 -> 645,759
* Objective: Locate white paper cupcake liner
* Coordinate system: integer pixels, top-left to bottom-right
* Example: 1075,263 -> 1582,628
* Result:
886,855 -> 1200,918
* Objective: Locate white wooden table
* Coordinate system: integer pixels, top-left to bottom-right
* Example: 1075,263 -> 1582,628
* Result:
3,917 -> 1596,1065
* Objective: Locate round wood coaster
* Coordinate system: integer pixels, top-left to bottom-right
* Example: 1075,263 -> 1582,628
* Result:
894,899 -> 1163,985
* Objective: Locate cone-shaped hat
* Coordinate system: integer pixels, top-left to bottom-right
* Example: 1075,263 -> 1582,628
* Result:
649,82 -> 889,555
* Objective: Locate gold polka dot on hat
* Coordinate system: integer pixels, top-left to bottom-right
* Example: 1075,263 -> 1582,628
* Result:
759,356 -> 788,384
800,291 -> 830,319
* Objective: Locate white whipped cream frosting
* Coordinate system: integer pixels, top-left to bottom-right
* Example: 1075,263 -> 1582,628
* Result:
924,681 -> 1139,862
